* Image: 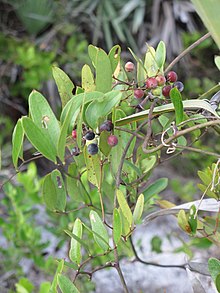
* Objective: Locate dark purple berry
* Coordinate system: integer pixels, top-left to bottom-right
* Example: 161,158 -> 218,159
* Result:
87,143 -> 98,155
72,129 -> 77,139
125,62 -> 135,72
100,120 -> 113,132
162,85 -> 172,97
167,71 -> 178,83
173,81 -> 184,92
146,77 -> 158,89
84,131 -> 95,140
156,75 -> 166,86
107,135 -> 118,147
134,89 -> 144,99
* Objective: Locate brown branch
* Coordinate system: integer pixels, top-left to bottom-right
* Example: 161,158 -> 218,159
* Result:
165,32 -> 211,73
130,236 -> 186,270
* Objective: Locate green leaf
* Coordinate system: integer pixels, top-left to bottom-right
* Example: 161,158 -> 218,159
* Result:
88,44 -> 98,67
39,282 -> 51,293
188,205 -> 197,234
42,170 -> 66,211
144,45 -> 158,77
89,211 -> 109,251
68,219 -> 82,264
113,208 -> 122,245
86,91 -> 122,129
57,274 -> 80,293
133,194 -> 144,224
216,274 -> 220,292
83,146 -> 101,188
52,66 -> 74,108
65,229 -> 90,253
170,87 -> 184,125
51,169 -> 66,211
128,47 -> 146,74
95,48 -> 112,93
12,119 -> 24,169
137,61 -> 146,87
155,41 -> 166,72
143,178 -> 168,203
22,117 -> 57,162
99,131 -> 111,157
116,99 -> 219,126
50,259 -> 64,293
116,189 -> 133,228
118,207 -> 130,236
191,0 -> 220,49
208,258 -> 220,286
58,101 -> 77,162
108,45 -> 121,73
81,64 -> 96,92
29,90 -> 60,149
215,56 -> 220,71
177,210 -> 191,233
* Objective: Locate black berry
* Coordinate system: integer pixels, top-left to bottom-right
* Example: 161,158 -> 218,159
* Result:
146,77 -> 158,89
85,131 -> 95,140
107,135 -> 118,147
87,143 -> 98,155
134,89 -> 144,99
162,85 -> 172,97
167,71 -> 178,83
173,81 -> 184,92
100,120 -> 113,132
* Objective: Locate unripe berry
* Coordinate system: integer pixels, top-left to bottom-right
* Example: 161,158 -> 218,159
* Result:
84,131 -> 95,140
146,77 -> 158,89
173,81 -> 184,92
156,75 -> 166,86
162,85 -> 172,97
87,143 -> 98,155
134,89 -> 144,99
125,61 -> 135,72
107,135 -> 118,147
100,120 -> 113,132
167,71 -> 178,83
72,129 -> 77,139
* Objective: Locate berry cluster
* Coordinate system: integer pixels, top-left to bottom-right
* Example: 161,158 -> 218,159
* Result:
71,120 -> 118,156
124,61 -> 184,100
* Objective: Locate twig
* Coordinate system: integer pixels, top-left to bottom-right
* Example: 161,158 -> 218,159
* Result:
142,120 -> 220,155
175,145 -> 220,158
165,32 -> 211,73
130,236 -> 186,270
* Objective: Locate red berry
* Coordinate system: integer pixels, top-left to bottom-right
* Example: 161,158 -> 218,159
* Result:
162,85 -> 172,97
107,135 -> 118,147
72,129 -> 77,139
146,77 -> 158,89
156,75 -> 166,86
134,89 -> 144,99
167,71 -> 178,83
125,61 -> 135,72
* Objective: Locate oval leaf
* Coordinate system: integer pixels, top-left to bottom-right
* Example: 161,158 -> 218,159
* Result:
57,274 -> 80,293
22,117 -> 57,162
52,66 -> 74,108
170,87 -> 184,125
116,189 -> 133,228
81,64 -> 96,92
95,48 -> 112,93
12,119 -> 24,169
29,90 -> 60,149
113,208 -> 122,245
143,178 -> 168,203
133,194 -> 144,224
69,219 -> 83,264
89,211 -> 109,251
